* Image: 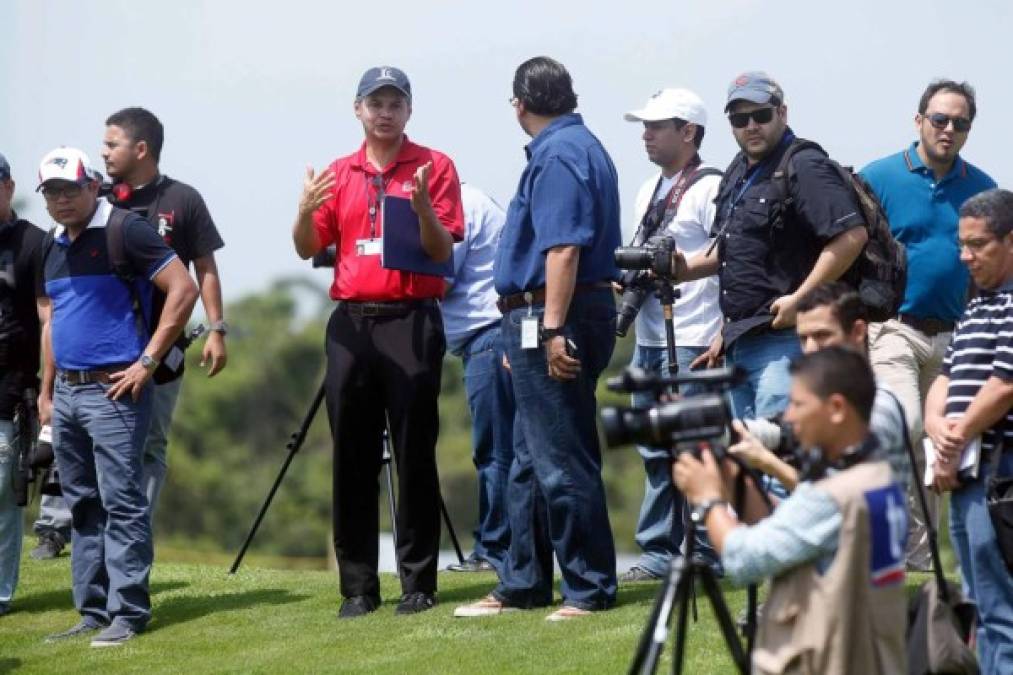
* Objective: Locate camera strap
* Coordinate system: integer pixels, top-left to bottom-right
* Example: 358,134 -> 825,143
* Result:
630,155 -> 704,246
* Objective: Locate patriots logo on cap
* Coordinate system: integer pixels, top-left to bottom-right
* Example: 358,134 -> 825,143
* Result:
650,90 -> 664,99
47,157 -> 68,169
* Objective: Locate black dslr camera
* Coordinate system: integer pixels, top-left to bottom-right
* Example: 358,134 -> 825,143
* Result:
613,235 -> 678,338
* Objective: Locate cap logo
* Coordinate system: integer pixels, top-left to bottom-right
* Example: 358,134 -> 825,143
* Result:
650,90 -> 663,100
48,157 -> 68,169
378,67 -> 395,81
734,75 -> 750,86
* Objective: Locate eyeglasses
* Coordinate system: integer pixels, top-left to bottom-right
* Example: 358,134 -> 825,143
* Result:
728,107 -> 776,129
925,112 -> 972,133
41,183 -> 84,201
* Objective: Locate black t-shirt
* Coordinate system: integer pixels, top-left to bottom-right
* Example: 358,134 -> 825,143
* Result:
0,216 -> 45,418
112,175 -> 224,266
711,130 -> 863,345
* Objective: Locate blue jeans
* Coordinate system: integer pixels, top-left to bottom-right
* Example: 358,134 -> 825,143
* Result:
725,328 -> 801,420
34,494 -> 72,541
53,378 -> 154,631
494,289 -> 618,610
630,345 -> 720,576
140,377 -> 182,520
950,453 -> 1013,672
0,419 -> 21,608
458,324 -> 515,572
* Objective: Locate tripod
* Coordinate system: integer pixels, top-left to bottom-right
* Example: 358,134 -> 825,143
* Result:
229,380 -> 465,574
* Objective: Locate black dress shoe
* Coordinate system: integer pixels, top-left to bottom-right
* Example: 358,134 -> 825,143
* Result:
395,592 -> 436,615
446,555 -> 495,572
338,595 -> 380,619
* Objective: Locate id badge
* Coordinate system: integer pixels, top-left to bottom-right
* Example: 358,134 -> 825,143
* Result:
355,238 -> 382,256
521,317 -> 540,350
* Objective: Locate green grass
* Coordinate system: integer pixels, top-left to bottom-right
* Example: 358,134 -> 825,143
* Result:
0,540 -> 945,674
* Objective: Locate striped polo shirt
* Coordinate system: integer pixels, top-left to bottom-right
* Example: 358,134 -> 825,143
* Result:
942,286 -> 1013,453
41,198 -> 177,370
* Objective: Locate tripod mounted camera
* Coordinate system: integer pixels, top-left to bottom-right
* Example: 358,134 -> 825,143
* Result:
601,366 -> 771,675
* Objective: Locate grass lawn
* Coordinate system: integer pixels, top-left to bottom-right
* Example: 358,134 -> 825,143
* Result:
0,540 -> 941,674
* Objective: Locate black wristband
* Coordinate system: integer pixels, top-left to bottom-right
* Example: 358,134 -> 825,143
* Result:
540,326 -> 565,343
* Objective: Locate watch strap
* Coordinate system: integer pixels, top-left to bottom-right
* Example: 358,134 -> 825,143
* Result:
540,326 -> 565,342
691,498 -> 728,525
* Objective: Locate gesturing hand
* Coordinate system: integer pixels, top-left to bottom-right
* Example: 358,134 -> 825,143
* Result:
298,166 -> 335,219
410,161 -> 434,214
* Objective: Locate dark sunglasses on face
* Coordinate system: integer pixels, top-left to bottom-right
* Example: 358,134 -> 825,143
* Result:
728,107 -> 776,129
41,183 -> 84,201
925,112 -> 972,132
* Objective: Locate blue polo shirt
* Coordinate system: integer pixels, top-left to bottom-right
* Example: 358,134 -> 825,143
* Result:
40,199 -> 177,370
860,143 -> 995,322
493,113 -> 621,295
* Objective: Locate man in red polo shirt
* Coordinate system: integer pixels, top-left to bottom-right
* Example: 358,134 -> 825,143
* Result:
292,66 -> 464,619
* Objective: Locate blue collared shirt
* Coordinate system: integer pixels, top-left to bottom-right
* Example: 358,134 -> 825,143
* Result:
860,142 -> 996,322
493,113 -> 621,295
443,183 -> 506,353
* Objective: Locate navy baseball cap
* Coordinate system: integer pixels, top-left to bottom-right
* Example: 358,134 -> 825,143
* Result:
356,66 -> 411,101
725,71 -> 784,112
0,152 -> 10,180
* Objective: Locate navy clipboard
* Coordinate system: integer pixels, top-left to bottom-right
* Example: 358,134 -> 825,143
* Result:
381,195 -> 454,276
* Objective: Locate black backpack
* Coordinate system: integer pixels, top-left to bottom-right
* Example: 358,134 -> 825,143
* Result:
40,207 -> 186,384
770,139 -> 907,322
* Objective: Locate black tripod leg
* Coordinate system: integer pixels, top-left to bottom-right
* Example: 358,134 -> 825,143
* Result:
698,569 -> 749,673
382,429 -> 400,571
629,558 -> 686,675
229,382 -> 326,574
672,566 -> 694,675
440,494 -> 465,564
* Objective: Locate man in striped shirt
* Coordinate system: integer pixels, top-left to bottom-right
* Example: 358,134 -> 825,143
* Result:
924,188 -> 1013,672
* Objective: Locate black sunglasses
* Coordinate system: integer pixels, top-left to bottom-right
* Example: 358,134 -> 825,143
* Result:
925,112 -> 972,133
728,107 -> 776,129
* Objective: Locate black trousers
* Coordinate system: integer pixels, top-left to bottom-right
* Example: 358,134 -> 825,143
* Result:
324,301 -> 445,598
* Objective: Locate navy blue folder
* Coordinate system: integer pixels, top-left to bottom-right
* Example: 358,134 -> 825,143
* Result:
381,195 -> 454,276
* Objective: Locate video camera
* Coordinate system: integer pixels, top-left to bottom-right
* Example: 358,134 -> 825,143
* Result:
12,390 -> 60,507
613,235 -> 678,338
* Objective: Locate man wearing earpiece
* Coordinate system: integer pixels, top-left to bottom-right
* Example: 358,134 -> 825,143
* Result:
100,107 -> 227,517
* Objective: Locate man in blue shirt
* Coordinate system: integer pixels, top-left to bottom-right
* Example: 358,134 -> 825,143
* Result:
455,56 -> 621,621
443,183 -> 513,574
861,79 -> 996,571
35,147 -> 197,647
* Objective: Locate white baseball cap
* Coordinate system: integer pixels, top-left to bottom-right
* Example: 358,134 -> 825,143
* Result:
624,88 -> 708,127
36,147 -> 101,191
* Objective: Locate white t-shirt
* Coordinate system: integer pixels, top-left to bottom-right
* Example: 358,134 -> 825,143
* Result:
621,166 -> 723,348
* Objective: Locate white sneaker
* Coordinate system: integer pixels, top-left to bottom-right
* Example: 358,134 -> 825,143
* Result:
453,594 -> 520,618
545,606 -> 593,622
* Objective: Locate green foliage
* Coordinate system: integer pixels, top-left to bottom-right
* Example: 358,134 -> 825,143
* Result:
156,280 -> 647,560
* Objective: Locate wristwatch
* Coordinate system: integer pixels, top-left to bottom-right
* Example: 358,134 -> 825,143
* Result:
209,320 -> 229,336
140,354 -> 159,371
540,326 -> 565,343
690,498 -> 728,526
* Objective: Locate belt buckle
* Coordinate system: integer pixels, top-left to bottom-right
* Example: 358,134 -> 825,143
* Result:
362,304 -> 381,317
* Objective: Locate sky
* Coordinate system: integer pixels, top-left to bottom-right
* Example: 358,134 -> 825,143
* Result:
3,0 -> 1011,302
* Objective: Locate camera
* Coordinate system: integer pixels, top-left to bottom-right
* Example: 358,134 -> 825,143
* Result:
312,244 -> 337,268
613,235 -> 678,338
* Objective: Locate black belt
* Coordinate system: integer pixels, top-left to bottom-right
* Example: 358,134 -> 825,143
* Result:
336,298 -> 436,318
58,366 -> 130,385
496,282 -> 613,313
897,314 -> 954,337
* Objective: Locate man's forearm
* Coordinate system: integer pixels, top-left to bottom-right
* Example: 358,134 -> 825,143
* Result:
193,255 -> 225,323
292,212 -> 320,260
40,318 -> 54,399
793,225 -> 868,298
543,246 -> 580,328
418,206 -> 452,263
956,376 -> 1013,441
678,247 -> 720,282
925,375 -> 949,421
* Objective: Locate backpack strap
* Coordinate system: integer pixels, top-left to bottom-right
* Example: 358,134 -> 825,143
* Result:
769,139 -> 827,226
105,208 -> 147,340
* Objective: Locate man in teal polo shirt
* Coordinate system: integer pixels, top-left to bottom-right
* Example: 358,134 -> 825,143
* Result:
860,79 -> 996,571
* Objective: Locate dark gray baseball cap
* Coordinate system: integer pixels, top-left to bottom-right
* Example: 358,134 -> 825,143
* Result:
0,152 -> 10,180
725,71 -> 784,111
356,66 -> 411,101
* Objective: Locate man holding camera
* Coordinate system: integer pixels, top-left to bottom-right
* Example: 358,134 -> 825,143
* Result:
292,66 -> 464,618
675,347 -> 908,674
674,72 -> 867,423
923,189 -> 1013,671
861,80 -> 996,572
455,57 -> 620,620
37,147 -> 198,646
617,88 -> 723,582
0,152 -> 46,617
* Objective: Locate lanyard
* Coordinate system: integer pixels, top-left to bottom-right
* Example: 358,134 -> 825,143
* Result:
365,173 -> 391,239
631,155 -> 702,246
723,165 -> 761,223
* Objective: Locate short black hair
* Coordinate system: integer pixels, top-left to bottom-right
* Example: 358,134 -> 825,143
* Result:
789,346 -> 876,423
918,79 -> 978,122
960,188 -> 1013,238
106,107 -> 165,163
513,57 -> 578,116
672,119 -> 706,149
796,282 -> 866,333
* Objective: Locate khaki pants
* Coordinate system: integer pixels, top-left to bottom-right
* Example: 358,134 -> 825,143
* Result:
868,319 -> 952,570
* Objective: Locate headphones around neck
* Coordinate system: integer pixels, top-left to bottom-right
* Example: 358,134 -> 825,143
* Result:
106,174 -> 165,205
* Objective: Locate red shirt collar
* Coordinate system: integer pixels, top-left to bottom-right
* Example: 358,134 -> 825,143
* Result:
350,135 -> 423,173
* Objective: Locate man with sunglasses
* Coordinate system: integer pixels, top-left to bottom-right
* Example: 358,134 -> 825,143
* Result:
674,72 -> 868,427
292,66 -> 464,619
35,147 -> 197,646
860,80 -> 996,572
